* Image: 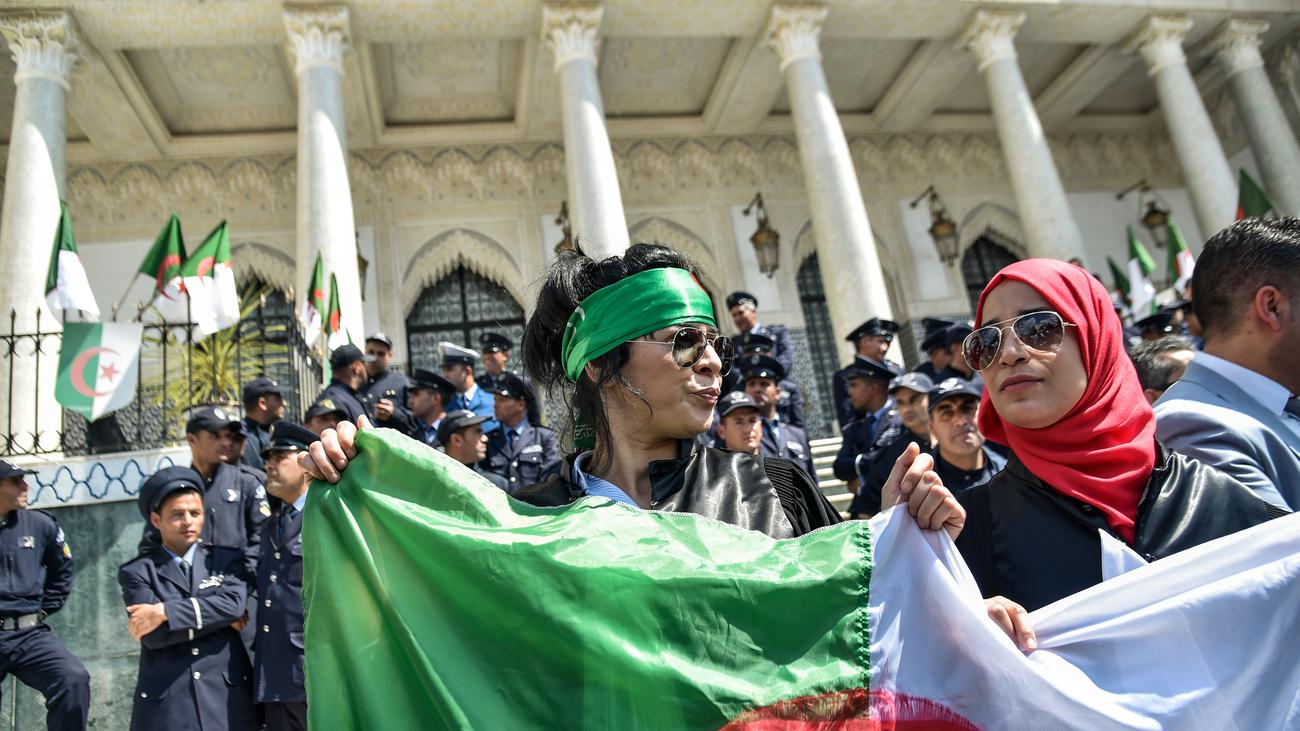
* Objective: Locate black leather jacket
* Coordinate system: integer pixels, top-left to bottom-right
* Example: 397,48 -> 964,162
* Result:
513,440 -> 840,539
956,441 -> 1288,611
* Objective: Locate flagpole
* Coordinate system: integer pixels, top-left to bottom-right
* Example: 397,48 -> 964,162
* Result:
111,274 -> 142,323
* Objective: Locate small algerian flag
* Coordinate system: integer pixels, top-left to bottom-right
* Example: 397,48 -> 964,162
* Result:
44,202 -> 100,318
299,252 -> 326,345
181,221 -> 241,338
325,272 -> 348,350
138,214 -> 188,321
1126,227 -> 1158,317
303,429 -> 1300,729
1166,218 -> 1195,294
55,321 -> 142,420
1237,169 -> 1275,220
1106,255 -> 1130,302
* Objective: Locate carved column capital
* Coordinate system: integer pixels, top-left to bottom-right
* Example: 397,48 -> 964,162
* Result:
1210,19 -> 1268,75
958,10 -> 1025,72
284,5 -> 350,76
542,3 -> 602,71
765,3 -> 828,73
0,12 -> 78,90
1126,15 -> 1193,76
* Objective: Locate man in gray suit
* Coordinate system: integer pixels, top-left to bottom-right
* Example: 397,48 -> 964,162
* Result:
1154,218 -> 1300,510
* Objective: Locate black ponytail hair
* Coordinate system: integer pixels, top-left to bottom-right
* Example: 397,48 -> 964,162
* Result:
523,242 -> 703,471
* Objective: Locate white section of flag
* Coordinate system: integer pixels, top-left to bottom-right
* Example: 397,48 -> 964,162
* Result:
867,507 -> 1300,729
212,261 -> 240,331
1126,256 -> 1156,317
89,323 -> 143,418
327,328 -> 349,351
151,276 -> 189,322
46,250 -> 100,318
300,305 -> 322,346
1173,250 -> 1195,293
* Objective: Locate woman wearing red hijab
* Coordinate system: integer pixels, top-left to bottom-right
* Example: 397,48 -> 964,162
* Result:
952,259 -> 1285,621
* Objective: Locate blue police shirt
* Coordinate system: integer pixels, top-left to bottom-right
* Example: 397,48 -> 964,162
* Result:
571,453 -> 639,508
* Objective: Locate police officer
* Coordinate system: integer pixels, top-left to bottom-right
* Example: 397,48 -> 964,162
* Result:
0,460 -> 89,731
479,332 -> 542,426
139,406 -> 270,665
923,322 -> 984,388
256,422 -> 317,731
925,378 -> 1007,491
120,467 -> 256,731
240,376 -> 284,472
484,374 -> 558,490
848,372 -> 934,519
714,392 -> 764,456
913,317 -> 964,381
733,332 -> 806,427
438,410 -> 510,491
740,355 -> 816,477
831,318 -> 900,429
407,369 -> 457,448
303,399 -> 347,437
832,356 -> 903,488
360,333 -> 419,435
440,342 -> 499,434
315,345 -> 371,424
726,292 -> 795,377
1134,311 -> 1177,341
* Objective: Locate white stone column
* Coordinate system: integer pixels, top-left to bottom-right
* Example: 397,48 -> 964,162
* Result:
0,13 -> 77,453
1211,20 -> 1300,217
542,3 -> 629,260
960,10 -> 1083,261
1129,16 -> 1236,238
285,6 -> 363,344
766,4 -> 893,364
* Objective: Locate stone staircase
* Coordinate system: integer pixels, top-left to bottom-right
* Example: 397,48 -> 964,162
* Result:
810,436 -> 852,516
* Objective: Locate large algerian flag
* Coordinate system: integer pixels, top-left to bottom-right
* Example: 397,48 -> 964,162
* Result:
181,221 -> 240,338
137,214 -> 188,322
55,321 -> 143,419
1166,218 -> 1195,294
299,252 -> 326,345
302,429 -> 1300,729
1126,227 -> 1158,317
324,272 -> 348,351
1237,168 -> 1275,220
44,202 -> 100,318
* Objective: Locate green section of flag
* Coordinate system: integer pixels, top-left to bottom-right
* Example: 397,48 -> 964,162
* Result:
181,220 -> 229,278
44,202 -> 76,296
1107,256 -> 1130,298
303,429 -> 868,730
55,321 -> 101,416
308,253 -> 326,314
1127,227 -> 1155,278
1166,220 -> 1189,272
139,214 -> 187,289
1237,169 -> 1275,220
326,272 -> 341,337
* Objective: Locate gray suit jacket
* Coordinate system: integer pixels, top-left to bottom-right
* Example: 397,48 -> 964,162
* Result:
1153,357 -> 1298,509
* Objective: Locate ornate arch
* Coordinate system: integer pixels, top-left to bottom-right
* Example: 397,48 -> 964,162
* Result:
402,228 -> 525,316
231,242 -> 295,293
628,216 -> 722,291
958,203 -> 1028,260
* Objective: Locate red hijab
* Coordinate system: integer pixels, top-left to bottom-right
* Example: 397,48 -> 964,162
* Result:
975,259 -> 1156,543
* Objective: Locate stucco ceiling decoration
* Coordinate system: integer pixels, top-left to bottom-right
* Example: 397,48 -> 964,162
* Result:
374,39 -> 521,125
126,45 -> 295,134
599,37 -> 732,117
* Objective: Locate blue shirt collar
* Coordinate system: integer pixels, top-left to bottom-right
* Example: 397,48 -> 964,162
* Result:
571,452 -> 640,508
163,541 -> 199,567
291,491 -> 308,513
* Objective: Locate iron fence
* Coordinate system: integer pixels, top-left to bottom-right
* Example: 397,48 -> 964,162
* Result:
1,304 -> 323,458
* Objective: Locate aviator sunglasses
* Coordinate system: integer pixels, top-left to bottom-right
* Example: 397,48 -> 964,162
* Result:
962,311 -> 1077,372
636,327 -> 735,376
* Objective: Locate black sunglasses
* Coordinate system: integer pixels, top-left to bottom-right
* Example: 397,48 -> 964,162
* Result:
962,311 -> 1077,371
636,327 -> 734,375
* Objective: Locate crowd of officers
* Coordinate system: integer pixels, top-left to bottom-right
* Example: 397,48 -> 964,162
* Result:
0,296 -> 1202,731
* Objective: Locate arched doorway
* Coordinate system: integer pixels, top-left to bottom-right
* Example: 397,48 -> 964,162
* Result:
796,254 -> 838,440
961,237 -> 1020,313
405,266 -> 525,372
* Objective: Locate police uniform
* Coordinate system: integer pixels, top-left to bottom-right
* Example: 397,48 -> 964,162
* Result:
240,375 -> 283,472
359,333 -> 420,435
848,373 -> 935,518
315,345 -> 370,424
478,333 -> 542,426
912,317 -> 965,382
740,355 -> 816,477
726,292 -> 795,377
733,333 -> 806,428
440,342 -> 499,434
255,423 -> 317,731
407,369 -> 457,448
832,318 -> 901,430
483,374 -> 559,491
927,379 -> 1007,492
0,461 -> 89,731
833,356 -> 903,482
438,411 -> 511,491
120,467 -> 256,731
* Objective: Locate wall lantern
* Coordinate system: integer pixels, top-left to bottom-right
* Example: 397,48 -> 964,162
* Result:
909,185 -> 960,265
1117,179 -> 1171,248
742,192 -> 781,277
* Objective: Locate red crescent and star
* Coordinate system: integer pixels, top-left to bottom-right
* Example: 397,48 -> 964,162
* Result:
69,346 -> 121,398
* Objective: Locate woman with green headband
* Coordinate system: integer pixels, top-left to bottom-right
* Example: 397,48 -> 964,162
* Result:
301,244 -> 966,540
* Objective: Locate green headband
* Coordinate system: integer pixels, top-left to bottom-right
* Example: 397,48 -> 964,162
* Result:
561,267 -> 716,382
